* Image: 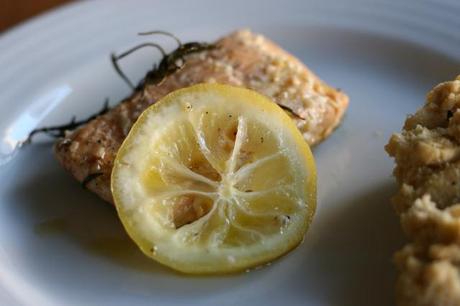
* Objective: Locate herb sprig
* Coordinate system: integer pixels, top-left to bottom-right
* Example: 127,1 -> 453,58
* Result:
111,31 -> 215,90
23,100 -> 110,145
24,31 -> 214,143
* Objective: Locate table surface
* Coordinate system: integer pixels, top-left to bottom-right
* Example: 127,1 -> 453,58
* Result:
0,0 -> 72,33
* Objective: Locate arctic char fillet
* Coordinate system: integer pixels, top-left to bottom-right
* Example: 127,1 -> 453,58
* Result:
55,30 -> 349,203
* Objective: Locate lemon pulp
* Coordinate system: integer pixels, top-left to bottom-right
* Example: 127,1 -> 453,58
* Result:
111,84 -> 316,274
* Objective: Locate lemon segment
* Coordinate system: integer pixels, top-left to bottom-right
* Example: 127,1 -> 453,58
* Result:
111,84 -> 316,274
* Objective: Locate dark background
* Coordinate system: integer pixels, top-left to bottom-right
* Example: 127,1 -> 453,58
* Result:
0,0 -> 73,33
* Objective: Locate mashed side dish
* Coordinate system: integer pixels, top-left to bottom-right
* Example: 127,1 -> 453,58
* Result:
386,76 -> 460,306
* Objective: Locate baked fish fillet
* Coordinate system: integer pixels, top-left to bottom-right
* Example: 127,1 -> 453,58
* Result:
55,30 -> 348,203
386,76 -> 460,306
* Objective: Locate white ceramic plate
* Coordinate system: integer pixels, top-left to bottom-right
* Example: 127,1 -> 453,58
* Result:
1,0 -> 459,305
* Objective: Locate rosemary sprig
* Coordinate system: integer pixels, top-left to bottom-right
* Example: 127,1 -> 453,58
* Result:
110,43 -> 167,90
23,100 -> 110,144
111,31 -> 215,90
22,31 -> 214,148
138,30 -> 182,47
23,30 -> 302,149
143,42 -> 214,88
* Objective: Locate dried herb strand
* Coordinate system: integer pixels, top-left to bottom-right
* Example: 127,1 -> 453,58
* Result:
24,100 -> 110,144
138,30 -> 182,47
277,103 -> 305,120
109,30 -> 215,90
141,42 -> 215,88
111,43 -> 167,90
22,32 -> 214,150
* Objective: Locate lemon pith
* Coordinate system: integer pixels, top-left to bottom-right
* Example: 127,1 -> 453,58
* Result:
111,84 -> 316,274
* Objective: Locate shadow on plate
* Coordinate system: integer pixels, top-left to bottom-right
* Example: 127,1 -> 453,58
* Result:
298,181 -> 406,306
6,144 -> 263,298
9,144 -> 169,275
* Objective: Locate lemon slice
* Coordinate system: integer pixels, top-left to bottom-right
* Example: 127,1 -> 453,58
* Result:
111,84 -> 316,274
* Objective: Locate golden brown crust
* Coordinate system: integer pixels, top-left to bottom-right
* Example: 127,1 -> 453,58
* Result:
55,29 -> 348,203
395,243 -> 460,306
386,76 -> 460,305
